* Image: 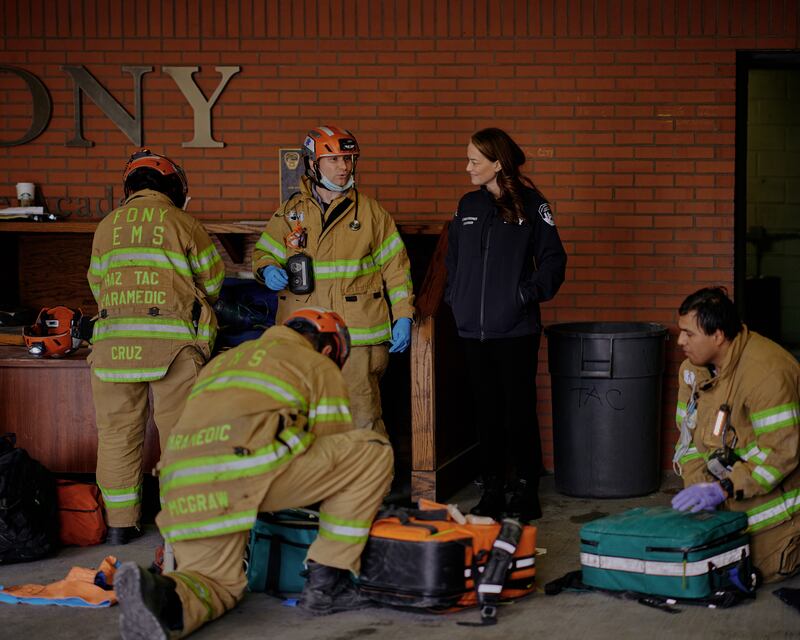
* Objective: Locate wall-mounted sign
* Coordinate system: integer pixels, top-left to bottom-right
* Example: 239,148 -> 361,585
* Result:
0,64 -> 240,148
280,149 -> 304,204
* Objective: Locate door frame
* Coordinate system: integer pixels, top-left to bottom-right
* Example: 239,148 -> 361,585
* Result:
734,50 -> 800,313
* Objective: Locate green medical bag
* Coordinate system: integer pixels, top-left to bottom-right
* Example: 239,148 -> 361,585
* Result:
580,506 -> 752,600
246,509 -> 319,595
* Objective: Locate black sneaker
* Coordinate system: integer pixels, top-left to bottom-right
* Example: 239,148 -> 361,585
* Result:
299,561 -> 372,615
107,526 -> 145,545
505,479 -> 542,522
116,562 -> 183,640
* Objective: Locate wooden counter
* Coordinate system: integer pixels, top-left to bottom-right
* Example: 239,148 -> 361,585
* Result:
0,346 -> 159,473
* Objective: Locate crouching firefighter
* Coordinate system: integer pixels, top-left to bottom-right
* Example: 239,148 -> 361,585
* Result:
115,308 -> 394,639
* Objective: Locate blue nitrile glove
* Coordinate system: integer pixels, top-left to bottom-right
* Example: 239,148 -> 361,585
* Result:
671,482 -> 727,513
389,317 -> 412,353
261,265 -> 289,291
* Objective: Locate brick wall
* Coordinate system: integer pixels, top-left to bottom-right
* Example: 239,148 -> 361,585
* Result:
2,0 -> 799,470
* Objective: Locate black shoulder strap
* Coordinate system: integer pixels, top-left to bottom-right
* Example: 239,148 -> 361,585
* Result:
321,197 -> 353,232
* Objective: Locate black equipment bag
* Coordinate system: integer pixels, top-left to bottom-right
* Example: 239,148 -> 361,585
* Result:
0,433 -> 59,563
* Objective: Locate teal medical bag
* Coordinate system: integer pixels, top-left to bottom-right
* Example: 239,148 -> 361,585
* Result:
246,509 -> 319,595
580,506 -> 753,600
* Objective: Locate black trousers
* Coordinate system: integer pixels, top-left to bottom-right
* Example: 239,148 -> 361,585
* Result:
462,333 -> 543,486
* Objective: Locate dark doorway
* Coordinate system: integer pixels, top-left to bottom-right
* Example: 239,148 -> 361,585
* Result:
736,52 -> 800,355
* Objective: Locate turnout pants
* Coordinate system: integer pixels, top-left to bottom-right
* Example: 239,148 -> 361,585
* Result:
165,430 -> 393,638
91,347 -> 205,527
751,516 -> 800,583
341,344 -> 390,437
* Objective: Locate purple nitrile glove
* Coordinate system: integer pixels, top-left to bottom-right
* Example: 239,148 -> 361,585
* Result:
671,482 -> 727,513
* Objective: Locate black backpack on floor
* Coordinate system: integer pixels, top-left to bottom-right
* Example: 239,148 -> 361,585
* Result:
0,433 -> 59,563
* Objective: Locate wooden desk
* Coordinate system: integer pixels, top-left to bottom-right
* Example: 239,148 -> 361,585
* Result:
0,346 -> 159,473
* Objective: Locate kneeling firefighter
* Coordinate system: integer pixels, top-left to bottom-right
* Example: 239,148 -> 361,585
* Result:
87,149 -> 225,545
115,308 -> 394,639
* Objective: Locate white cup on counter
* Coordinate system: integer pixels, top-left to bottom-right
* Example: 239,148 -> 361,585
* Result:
16,182 -> 35,207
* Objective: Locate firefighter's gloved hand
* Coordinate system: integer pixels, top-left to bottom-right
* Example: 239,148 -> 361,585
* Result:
671,482 -> 726,513
262,266 -> 289,291
389,318 -> 412,353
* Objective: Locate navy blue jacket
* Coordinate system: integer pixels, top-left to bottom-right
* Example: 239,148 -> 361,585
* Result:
445,186 -> 567,340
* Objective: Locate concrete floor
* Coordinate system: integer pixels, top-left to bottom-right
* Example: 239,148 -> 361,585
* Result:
1,475 -> 798,640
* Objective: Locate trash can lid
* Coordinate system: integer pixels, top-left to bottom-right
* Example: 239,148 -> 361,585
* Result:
544,321 -> 669,339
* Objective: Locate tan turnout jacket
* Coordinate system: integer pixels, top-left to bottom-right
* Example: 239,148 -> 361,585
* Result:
87,189 -> 224,382
252,177 -> 414,346
156,325 -> 355,543
676,326 -> 800,535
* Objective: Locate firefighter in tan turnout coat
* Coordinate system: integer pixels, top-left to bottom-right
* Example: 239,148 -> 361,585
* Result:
87,149 -> 224,545
114,308 -> 394,640
253,125 -> 414,437
672,287 -> 800,583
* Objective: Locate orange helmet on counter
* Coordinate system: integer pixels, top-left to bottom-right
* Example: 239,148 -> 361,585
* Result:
22,306 -> 83,358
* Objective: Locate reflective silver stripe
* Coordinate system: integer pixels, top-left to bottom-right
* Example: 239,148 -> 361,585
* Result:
310,403 -> 351,420
494,539 -> 516,554
350,327 -> 391,343
464,568 -> 472,578
753,465 -> 779,486
477,584 -> 503,594
580,545 -> 749,577
740,444 -> 768,463
95,369 -> 167,382
752,405 -> 800,432
94,321 -> 193,337
103,490 -> 139,504
204,374 -> 301,404
748,490 -> 800,529
318,520 -> 370,539
166,514 -> 255,540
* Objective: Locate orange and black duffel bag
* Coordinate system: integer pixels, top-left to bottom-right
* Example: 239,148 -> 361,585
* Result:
358,500 -> 537,623
56,480 -> 106,546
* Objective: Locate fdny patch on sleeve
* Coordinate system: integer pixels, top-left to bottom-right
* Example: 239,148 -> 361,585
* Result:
683,369 -> 695,386
539,203 -> 555,226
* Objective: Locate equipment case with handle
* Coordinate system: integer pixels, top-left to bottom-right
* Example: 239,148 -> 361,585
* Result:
245,509 -> 318,595
358,501 -> 537,610
580,506 -> 753,600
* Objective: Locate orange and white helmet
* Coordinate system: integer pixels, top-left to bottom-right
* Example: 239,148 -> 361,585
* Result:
302,125 -> 359,163
284,307 -> 351,368
22,306 -> 83,358
123,148 -> 188,208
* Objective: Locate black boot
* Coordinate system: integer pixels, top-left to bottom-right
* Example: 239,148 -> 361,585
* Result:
116,562 -> 184,640
107,526 -> 145,545
470,476 -> 506,521
506,478 -> 542,522
299,560 -> 371,615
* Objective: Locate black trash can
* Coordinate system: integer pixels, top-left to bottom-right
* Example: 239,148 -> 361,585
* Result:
545,322 -> 669,498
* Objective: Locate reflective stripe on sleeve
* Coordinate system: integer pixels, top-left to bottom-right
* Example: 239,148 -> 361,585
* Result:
255,233 -> 287,265
751,402 -> 800,435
